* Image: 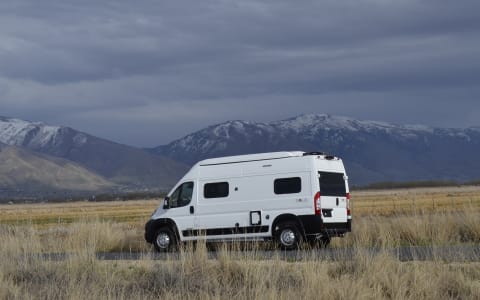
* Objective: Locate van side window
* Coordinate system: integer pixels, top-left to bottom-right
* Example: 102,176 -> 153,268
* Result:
319,172 -> 346,196
274,177 -> 301,194
169,182 -> 194,208
204,182 -> 229,198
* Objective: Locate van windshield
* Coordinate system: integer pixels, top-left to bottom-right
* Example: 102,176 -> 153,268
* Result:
319,171 -> 346,196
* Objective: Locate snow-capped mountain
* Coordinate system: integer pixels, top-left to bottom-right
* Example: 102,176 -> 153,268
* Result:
0,116 -> 188,190
0,116 -> 90,155
0,117 -> 63,148
153,114 -> 480,185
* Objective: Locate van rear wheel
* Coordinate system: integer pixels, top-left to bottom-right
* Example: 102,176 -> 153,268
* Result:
153,227 -> 177,252
275,221 -> 302,250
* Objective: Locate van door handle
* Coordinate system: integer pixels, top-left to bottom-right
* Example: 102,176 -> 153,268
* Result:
190,206 -> 194,214
336,198 -> 339,206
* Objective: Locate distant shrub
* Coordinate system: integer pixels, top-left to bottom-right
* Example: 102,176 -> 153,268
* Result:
88,191 -> 167,202
353,180 -> 462,190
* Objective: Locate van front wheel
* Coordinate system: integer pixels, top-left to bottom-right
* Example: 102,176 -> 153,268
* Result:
274,222 -> 302,250
153,227 -> 177,252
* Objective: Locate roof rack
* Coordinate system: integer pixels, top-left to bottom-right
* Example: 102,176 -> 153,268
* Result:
199,151 -> 304,166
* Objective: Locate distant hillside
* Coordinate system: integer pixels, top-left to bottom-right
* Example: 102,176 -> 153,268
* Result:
152,114 -> 480,185
0,117 -> 188,190
0,142 -> 113,195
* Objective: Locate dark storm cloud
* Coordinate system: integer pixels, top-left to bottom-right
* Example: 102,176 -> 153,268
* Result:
1,0 -> 480,146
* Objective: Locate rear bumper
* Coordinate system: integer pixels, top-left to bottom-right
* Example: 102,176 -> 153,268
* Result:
298,215 -> 351,237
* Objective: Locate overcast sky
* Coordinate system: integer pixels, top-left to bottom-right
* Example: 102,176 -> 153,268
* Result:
1,0 -> 479,147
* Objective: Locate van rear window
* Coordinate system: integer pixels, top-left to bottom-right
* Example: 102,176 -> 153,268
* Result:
319,172 -> 346,196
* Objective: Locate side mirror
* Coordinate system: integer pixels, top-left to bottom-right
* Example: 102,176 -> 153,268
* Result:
163,197 -> 170,209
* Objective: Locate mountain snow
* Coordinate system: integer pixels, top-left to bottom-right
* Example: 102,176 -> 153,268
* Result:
273,114 -> 360,132
273,114 -> 439,137
183,114 -> 452,143
0,117 -> 62,147
0,116 -> 92,148
168,114 -> 451,147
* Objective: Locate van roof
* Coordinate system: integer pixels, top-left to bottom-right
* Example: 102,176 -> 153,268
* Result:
198,151 -> 305,166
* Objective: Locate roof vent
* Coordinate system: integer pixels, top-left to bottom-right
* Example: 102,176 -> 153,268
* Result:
303,151 -> 326,156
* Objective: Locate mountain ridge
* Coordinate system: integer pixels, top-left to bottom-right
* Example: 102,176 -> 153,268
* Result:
0,116 -> 188,193
2,113 -> 479,195
152,114 -> 480,185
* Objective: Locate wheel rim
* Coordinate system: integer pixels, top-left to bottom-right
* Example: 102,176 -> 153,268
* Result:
280,229 -> 296,246
156,232 -> 171,249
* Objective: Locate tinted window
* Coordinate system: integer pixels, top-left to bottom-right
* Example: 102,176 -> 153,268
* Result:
274,177 -> 301,194
169,182 -> 194,208
319,172 -> 346,196
204,182 -> 229,198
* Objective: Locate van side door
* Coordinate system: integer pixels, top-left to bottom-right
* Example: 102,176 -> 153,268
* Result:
163,181 -> 196,240
192,180 -> 232,237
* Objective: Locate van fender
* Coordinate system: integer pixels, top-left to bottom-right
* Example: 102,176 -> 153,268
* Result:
145,218 -> 180,243
271,214 -> 306,239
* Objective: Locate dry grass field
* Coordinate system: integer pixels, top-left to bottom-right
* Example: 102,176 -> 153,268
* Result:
2,185 -> 479,227
0,186 -> 479,299
353,185 -> 480,215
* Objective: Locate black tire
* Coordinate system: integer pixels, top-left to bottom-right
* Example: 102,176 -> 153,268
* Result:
153,227 -> 177,252
274,221 -> 303,250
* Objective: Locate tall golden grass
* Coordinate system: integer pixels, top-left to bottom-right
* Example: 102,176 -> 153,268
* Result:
335,207 -> 480,248
0,186 -> 479,299
1,207 -> 478,254
0,221 -> 479,299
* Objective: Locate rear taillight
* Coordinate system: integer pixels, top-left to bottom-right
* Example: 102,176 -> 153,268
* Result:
314,192 -> 321,215
346,192 -> 351,216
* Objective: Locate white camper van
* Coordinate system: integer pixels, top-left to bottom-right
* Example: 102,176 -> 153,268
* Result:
145,151 -> 351,251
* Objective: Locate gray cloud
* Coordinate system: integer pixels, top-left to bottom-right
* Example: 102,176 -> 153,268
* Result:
0,0 -> 480,146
